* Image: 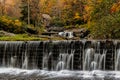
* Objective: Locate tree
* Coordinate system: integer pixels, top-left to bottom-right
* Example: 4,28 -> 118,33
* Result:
39,0 -> 85,26
30,0 -> 40,26
20,0 -> 28,24
20,0 -> 40,26
5,0 -> 21,18
62,0 -> 85,25
0,0 -> 6,16
89,0 -> 120,39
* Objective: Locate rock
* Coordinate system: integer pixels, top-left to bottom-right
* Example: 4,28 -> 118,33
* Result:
58,31 -> 74,38
65,28 -> 90,38
42,14 -> 51,20
26,27 -> 38,34
47,27 -> 64,32
42,14 -> 52,27
0,30 -> 15,37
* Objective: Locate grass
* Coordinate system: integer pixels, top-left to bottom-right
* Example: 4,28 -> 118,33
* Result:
0,34 -> 64,41
0,34 -> 43,41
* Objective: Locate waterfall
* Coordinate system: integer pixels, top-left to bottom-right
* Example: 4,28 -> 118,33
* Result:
10,56 -> 17,67
115,49 -> 120,70
83,48 -> 94,70
56,50 -> 74,71
42,54 -> 49,70
0,40 -> 119,71
2,42 -> 7,66
67,51 -> 74,70
56,61 -> 65,71
22,51 -> 28,69
99,53 -> 106,70
90,61 -> 97,70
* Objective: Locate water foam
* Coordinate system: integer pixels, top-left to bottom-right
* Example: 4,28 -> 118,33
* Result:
0,68 -> 120,79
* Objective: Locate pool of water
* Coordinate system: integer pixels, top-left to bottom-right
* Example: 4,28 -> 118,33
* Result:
0,68 -> 120,80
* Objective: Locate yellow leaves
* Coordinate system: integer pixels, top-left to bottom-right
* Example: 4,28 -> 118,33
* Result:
86,0 -> 102,4
73,0 -> 77,4
0,16 -> 24,33
83,5 -> 93,21
97,0 -> 103,3
1,16 -> 21,26
14,20 -> 22,27
1,16 -> 7,22
84,5 -> 91,12
74,12 -> 80,19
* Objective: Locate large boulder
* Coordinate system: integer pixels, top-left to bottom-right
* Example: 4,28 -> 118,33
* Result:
42,14 -> 51,20
42,14 -> 52,27
0,30 -> 15,37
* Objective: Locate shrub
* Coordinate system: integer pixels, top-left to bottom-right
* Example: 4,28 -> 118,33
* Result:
0,16 -> 25,33
50,17 -> 64,27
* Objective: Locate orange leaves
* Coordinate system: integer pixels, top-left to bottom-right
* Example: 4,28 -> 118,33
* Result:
83,5 -> 93,21
111,2 -> 120,13
84,5 -> 93,12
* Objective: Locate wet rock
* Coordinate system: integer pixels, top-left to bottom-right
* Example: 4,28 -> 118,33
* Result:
58,31 -> 74,38
65,28 -> 90,39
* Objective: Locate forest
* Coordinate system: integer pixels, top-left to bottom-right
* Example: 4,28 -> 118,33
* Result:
0,0 -> 120,40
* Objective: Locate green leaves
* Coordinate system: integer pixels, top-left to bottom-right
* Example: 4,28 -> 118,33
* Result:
20,0 -> 40,26
90,12 -> 120,39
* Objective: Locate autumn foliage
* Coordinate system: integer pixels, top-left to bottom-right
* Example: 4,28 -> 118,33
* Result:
0,16 -> 25,33
0,0 -> 120,39
111,2 -> 120,13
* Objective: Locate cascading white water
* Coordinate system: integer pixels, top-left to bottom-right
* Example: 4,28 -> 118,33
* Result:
22,43 -> 29,69
0,40 -> 119,80
57,53 -> 68,69
56,50 -> 74,71
56,61 -> 65,71
66,51 -> 74,70
2,42 -> 7,67
0,40 -> 119,71
42,55 -> 49,70
115,49 -> 120,70
83,48 -> 94,70
10,56 -> 17,67
99,53 -> 106,70
90,61 -> 97,70
22,52 -> 28,69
